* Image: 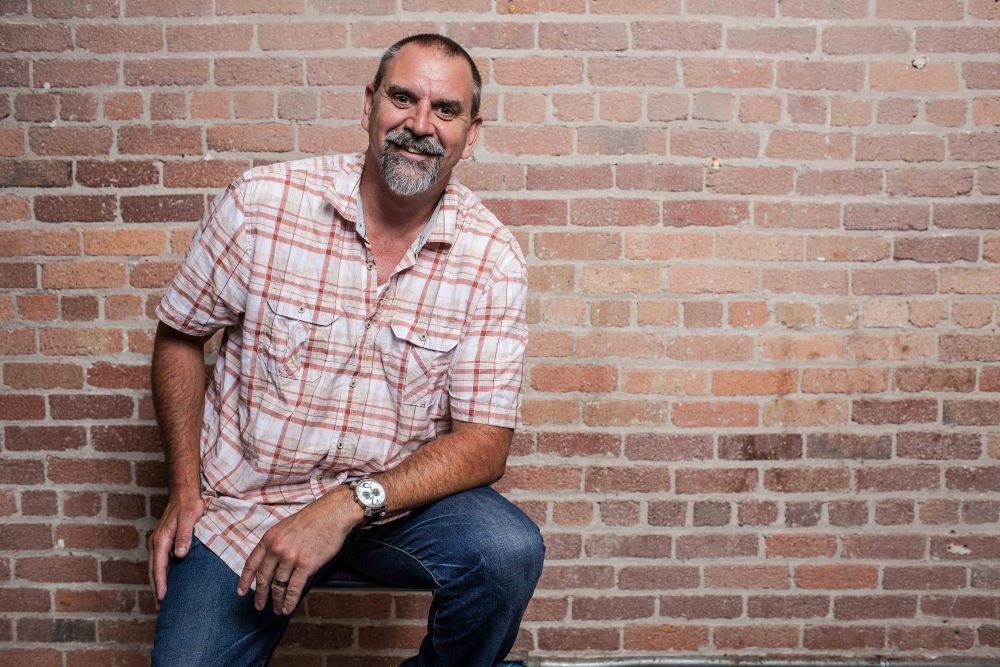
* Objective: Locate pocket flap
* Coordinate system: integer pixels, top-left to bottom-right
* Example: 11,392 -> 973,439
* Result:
267,299 -> 337,326
389,321 -> 461,353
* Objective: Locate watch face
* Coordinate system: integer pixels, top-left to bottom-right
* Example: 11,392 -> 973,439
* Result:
356,479 -> 385,509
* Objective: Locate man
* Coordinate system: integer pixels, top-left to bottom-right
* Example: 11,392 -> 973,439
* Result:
148,34 -> 544,666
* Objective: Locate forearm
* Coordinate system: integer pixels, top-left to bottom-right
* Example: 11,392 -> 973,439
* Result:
372,420 -> 511,516
151,321 -> 211,496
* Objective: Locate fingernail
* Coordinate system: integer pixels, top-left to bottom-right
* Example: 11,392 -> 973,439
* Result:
176,546 -> 187,556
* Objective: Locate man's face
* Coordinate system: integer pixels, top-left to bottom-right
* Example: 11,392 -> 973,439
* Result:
363,43 -> 481,198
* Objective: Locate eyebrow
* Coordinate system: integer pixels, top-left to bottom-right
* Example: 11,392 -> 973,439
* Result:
385,84 -> 465,115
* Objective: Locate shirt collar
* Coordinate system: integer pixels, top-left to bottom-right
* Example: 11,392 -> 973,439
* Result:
323,152 -> 459,249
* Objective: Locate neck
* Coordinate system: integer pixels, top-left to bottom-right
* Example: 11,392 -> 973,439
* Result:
359,151 -> 448,238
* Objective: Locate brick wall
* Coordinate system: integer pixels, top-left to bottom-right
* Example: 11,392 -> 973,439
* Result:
2,0 -> 999,664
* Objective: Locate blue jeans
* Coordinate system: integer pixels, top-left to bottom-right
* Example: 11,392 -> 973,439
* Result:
151,486 -> 545,666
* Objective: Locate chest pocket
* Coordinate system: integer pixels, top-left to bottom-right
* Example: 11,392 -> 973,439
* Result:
261,299 -> 337,382
378,320 -> 461,408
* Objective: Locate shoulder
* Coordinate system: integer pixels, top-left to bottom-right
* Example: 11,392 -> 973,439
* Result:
450,181 -> 527,279
234,154 -> 358,202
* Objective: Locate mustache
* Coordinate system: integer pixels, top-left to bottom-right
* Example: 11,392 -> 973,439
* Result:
384,129 -> 444,156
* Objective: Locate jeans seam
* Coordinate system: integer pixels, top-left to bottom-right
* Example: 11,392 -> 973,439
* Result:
353,536 -> 442,588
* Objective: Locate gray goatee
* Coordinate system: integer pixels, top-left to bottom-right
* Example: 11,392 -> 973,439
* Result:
380,128 -> 445,197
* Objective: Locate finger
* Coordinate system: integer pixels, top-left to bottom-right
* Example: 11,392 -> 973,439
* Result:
173,505 -> 199,558
280,569 -> 309,615
146,533 -> 159,610
270,564 -> 295,614
253,553 -> 279,611
238,541 -> 268,597
152,522 -> 176,603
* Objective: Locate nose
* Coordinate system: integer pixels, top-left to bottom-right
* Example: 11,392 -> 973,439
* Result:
406,99 -> 433,137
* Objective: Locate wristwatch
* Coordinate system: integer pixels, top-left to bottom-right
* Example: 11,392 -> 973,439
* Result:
349,477 -> 388,524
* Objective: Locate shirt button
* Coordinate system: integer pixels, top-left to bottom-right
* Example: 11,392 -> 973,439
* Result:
350,379 -> 357,388
364,321 -> 371,329
367,262 -> 375,270
418,333 -> 427,341
297,306 -> 305,313
336,442 -> 344,450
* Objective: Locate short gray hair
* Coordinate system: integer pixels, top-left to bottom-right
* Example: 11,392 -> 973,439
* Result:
372,33 -> 482,118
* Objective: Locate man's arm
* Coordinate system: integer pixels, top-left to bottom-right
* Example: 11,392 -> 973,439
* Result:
237,420 -> 511,615
147,321 -> 214,606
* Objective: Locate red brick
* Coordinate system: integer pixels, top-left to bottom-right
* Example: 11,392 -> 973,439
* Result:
75,24 -> 162,53
855,465 -> 940,493
484,127 -> 572,156
747,594 -> 829,618
585,534 -> 671,559
778,61 -> 864,91
33,59 -> 118,87
127,0 -> 212,16
166,24 -> 252,52
842,534 -> 926,560
688,0 -> 773,14
716,434 -> 800,461
0,24 -> 72,52
766,130 -> 851,160
16,556 -> 97,582
207,124 -> 294,152
42,261 -> 126,289
876,0 -> 963,19
633,20 -> 721,50
804,625 -> 885,649
537,564 -> 614,590
891,625 -> 975,651
650,595 -> 743,618
485,199 -> 567,227
714,624 -> 798,649
871,62 -> 961,92
623,624 -> 709,651
124,58 -> 209,86
258,22 -> 346,51
590,57 -> 677,86
29,127 -> 112,156
943,400 -> 1000,426
4,426 -> 86,451
572,595 -> 654,620
56,524 -> 139,550
935,203 -> 1000,229
949,132 -> 1000,161
118,126 -> 202,155
796,564 -> 878,590
305,57 -> 377,86
163,160 -> 249,188
708,166 -> 793,195
216,0 -> 303,13
764,467 -> 850,493
797,168 -> 881,195
684,58 -> 771,88
823,26 -> 910,54
492,56 -> 583,87
103,92 -> 143,120
584,466 -> 668,493
730,26 -> 814,53
537,626 -> 620,651
539,22 -> 628,50
805,434 -> 890,463
895,235 -> 978,263
76,160 -> 158,188
120,195 -> 203,223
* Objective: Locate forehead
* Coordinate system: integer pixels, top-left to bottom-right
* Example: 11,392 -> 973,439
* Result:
380,43 -> 475,106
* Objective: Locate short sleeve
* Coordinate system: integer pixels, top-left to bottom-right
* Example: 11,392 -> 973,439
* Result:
448,244 -> 528,429
155,178 -> 251,336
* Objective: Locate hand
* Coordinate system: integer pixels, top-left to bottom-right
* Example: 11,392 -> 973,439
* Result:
237,489 -> 363,615
147,489 -> 205,608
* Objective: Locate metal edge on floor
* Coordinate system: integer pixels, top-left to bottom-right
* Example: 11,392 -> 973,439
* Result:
524,658 -> 1000,667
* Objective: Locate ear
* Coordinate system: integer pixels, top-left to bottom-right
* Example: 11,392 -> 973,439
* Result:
460,114 -> 483,160
362,84 -> 375,131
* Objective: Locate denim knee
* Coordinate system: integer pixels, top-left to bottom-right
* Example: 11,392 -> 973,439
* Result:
477,518 -> 545,599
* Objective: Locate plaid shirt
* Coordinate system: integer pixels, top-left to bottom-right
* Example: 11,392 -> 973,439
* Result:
155,153 -> 528,575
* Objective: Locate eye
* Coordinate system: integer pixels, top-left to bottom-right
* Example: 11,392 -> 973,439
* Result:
436,106 -> 456,119
391,93 -> 412,107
